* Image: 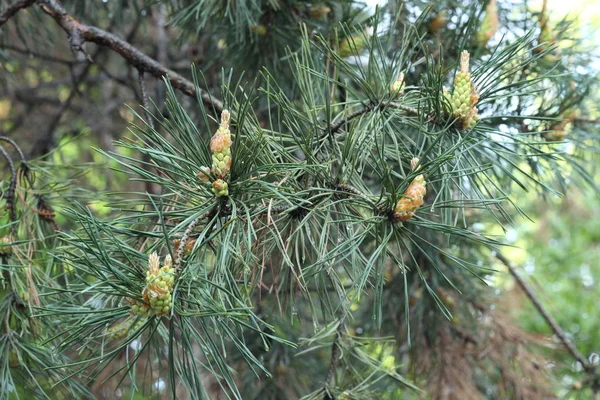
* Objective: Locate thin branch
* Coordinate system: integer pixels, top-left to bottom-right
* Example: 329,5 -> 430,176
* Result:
323,318 -> 345,400
37,0 -> 223,112
0,0 -> 35,26
387,101 -> 420,115
138,70 -> 155,130
0,44 -> 79,64
495,252 -> 593,372
31,51 -> 95,157
328,100 -> 420,136
329,102 -> 374,134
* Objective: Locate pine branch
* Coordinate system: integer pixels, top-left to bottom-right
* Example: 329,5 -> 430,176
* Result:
35,0 -> 223,111
0,0 -> 35,26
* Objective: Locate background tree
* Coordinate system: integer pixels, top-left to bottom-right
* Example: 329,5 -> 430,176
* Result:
0,0 -> 599,399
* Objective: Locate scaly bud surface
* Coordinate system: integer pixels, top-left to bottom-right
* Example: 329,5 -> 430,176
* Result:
394,158 -> 426,222
212,179 -> 229,197
210,110 -> 233,179
144,253 -> 175,316
448,51 -> 480,129
173,238 -> 196,256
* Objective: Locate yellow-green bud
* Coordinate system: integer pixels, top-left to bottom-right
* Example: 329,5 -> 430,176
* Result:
309,4 -> 331,20
107,317 -> 146,340
394,158 -> 426,222
210,110 -> 233,179
0,236 -> 12,255
448,51 -> 480,129
250,24 -> 267,36
140,253 -> 176,316
339,33 -> 367,58
212,179 -> 229,197
390,73 -> 405,97
476,0 -> 499,46
130,300 -> 152,316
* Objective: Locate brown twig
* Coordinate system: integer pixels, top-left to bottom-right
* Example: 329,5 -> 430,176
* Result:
36,0 -> 223,112
0,0 -> 35,26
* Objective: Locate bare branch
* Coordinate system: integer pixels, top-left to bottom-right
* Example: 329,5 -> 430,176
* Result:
0,0 -> 35,26
37,0 -> 223,112
0,44 -> 79,64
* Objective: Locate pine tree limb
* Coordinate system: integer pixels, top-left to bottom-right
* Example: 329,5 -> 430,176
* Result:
35,0 -> 223,111
0,0 -> 35,26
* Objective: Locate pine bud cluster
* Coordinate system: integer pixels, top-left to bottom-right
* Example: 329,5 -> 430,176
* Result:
445,51 -> 479,129
394,158 -> 426,222
198,110 -> 233,197
210,110 -> 233,179
129,252 -> 176,317
212,179 -> 229,197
